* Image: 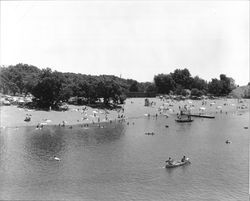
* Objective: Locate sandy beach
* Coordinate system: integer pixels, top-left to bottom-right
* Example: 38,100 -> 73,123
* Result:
0,97 -> 248,128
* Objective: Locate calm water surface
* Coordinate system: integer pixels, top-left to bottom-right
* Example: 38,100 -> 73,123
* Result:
0,110 -> 249,200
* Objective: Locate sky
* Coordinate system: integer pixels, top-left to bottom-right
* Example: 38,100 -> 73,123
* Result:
1,1 -> 249,85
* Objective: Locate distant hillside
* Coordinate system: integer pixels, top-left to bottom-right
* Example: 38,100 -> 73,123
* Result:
229,85 -> 250,98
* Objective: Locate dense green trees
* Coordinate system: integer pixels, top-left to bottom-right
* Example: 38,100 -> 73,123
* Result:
31,69 -> 64,108
171,68 -> 193,90
0,63 -> 238,109
0,64 -> 132,108
207,74 -> 236,96
192,76 -> 207,91
154,74 -> 175,94
191,88 -> 203,97
129,81 -> 139,92
154,69 -> 193,94
145,83 -> 157,94
0,64 -> 40,95
154,69 -> 235,97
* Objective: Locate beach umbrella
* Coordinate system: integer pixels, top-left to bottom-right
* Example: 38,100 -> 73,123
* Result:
93,111 -> 98,114
45,119 -> 52,123
199,107 -> 206,110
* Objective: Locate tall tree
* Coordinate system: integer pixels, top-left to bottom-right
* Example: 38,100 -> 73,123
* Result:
191,76 -> 208,91
154,74 -> 175,94
31,69 -> 64,108
218,74 -> 235,95
171,68 -> 193,89
208,78 -> 223,96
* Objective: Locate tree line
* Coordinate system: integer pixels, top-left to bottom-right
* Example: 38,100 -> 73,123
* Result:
154,68 -> 236,97
0,64 -> 237,109
0,64 -> 153,108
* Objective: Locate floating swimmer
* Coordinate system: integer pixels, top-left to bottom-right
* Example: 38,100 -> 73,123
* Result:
145,132 -> 155,135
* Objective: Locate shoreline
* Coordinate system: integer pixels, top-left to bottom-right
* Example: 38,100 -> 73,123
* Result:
0,117 -> 127,129
1,98 -> 249,129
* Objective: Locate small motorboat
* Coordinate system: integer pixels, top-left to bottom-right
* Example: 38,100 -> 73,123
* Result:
165,158 -> 190,168
175,119 -> 193,123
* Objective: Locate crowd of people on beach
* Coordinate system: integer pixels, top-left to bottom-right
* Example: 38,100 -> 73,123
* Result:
3,96 -> 247,132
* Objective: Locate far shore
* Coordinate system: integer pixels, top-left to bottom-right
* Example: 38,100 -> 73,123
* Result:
0,98 -> 249,128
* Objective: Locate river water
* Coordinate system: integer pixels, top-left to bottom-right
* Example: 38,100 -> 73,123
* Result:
0,104 -> 249,200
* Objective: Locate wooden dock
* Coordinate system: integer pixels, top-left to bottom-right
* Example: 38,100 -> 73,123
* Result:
187,114 -> 215,119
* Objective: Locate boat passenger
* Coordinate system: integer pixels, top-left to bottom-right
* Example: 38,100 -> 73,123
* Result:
181,156 -> 186,162
166,157 -> 174,165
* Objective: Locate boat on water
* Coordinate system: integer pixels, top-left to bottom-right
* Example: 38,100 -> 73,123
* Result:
165,158 -> 190,168
175,119 -> 193,123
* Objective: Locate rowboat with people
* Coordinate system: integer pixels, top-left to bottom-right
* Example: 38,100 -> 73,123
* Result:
175,119 -> 193,123
165,157 -> 190,168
